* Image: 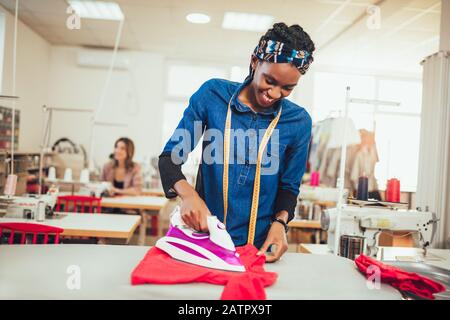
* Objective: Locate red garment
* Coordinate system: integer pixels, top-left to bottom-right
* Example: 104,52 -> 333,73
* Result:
131,244 -> 277,300
355,254 -> 446,299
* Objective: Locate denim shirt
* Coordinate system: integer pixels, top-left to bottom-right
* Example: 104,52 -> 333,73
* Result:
161,77 -> 312,248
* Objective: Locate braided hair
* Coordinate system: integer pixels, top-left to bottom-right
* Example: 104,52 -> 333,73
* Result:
261,22 -> 315,56
248,23 -> 315,78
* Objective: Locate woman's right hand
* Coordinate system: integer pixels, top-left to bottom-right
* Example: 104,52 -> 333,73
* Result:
174,180 -> 211,232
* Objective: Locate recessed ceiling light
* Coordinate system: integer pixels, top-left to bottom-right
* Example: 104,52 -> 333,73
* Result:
222,12 -> 274,32
186,13 -> 211,24
68,0 -> 124,21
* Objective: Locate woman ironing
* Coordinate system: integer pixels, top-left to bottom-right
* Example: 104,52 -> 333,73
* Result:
159,23 -> 314,262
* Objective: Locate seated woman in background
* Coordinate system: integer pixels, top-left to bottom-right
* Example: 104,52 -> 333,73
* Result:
101,137 -> 142,196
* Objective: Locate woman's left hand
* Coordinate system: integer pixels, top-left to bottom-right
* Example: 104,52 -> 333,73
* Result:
257,221 -> 288,263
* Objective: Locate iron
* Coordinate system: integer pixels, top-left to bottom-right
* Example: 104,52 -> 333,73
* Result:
155,206 -> 245,272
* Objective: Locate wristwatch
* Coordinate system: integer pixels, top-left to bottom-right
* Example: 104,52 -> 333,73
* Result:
272,217 -> 289,233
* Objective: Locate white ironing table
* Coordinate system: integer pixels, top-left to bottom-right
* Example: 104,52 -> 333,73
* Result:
0,245 -> 402,299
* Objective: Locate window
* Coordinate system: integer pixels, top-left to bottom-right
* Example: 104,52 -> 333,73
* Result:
313,72 -> 376,124
378,79 -> 422,114
376,79 -> 422,191
163,63 -> 236,179
313,72 -> 422,191
374,114 -> 420,191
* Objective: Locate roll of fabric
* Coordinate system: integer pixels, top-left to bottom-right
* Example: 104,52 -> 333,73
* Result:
357,176 -> 369,200
386,178 -> 400,202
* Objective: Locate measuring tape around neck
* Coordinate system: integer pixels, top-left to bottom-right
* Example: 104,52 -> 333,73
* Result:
222,97 -> 282,245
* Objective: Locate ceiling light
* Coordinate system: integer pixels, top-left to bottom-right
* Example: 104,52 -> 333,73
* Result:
68,1 -> 124,21
186,13 -> 211,24
222,12 -> 274,32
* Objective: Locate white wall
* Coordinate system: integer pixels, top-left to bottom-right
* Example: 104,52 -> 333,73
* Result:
291,66 -> 315,115
0,4 -> 169,172
0,6 -> 51,152
46,46 -> 165,170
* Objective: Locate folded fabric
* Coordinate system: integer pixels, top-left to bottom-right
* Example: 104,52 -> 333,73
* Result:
355,254 -> 446,299
131,244 -> 277,300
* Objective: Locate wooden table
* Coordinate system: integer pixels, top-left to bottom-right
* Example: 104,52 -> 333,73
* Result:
299,243 -> 333,254
100,196 -> 168,245
142,188 -> 165,197
0,213 -> 141,244
101,196 -> 167,211
0,245 -> 402,299
288,219 -> 321,229
288,219 -> 322,244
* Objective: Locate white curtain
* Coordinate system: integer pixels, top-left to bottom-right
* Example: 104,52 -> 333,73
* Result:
416,51 -> 450,248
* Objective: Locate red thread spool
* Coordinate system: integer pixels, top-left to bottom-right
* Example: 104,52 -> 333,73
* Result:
386,178 -> 400,202
310,171 -> 320,186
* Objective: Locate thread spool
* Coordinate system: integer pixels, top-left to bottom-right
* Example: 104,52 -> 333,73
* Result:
80,168 -> 90,183
36,201 -> 45,222
357,176 -> 369,201
48,167 -> 56,181
63,168 -> 73,182
386,178 -> 400,202
310,171 -> 320,186
4,174 -> 17,196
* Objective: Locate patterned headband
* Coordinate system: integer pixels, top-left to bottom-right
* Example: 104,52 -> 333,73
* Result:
253,39 -> 314,75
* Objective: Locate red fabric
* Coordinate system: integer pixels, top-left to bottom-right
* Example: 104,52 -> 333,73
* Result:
355,254 -> 446,299
131,244 -> 277,300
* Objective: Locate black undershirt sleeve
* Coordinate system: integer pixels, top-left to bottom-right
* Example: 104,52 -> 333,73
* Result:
158,152 -> 186,199
273,189 -> 298,223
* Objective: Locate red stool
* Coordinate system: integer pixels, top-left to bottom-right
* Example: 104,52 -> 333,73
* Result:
0,222 -> 64,245
56,195 -> 102,213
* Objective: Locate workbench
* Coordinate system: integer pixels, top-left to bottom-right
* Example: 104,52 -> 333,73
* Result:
0,245 -> 402,299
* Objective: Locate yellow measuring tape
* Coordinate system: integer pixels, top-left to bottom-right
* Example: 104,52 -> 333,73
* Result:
222,97 -> 282,244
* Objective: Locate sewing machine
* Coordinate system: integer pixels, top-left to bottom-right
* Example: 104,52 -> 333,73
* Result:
0,191 -> 58,220
321,205 -> 438,258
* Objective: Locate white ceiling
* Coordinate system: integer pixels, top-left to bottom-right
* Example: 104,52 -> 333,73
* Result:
0,0 -> 442,73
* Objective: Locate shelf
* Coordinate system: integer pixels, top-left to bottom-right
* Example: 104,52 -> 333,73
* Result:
288,219 -> 322,229
0,95 -> 19,100
0,150 -> 56,156
44,179 -> 87,185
